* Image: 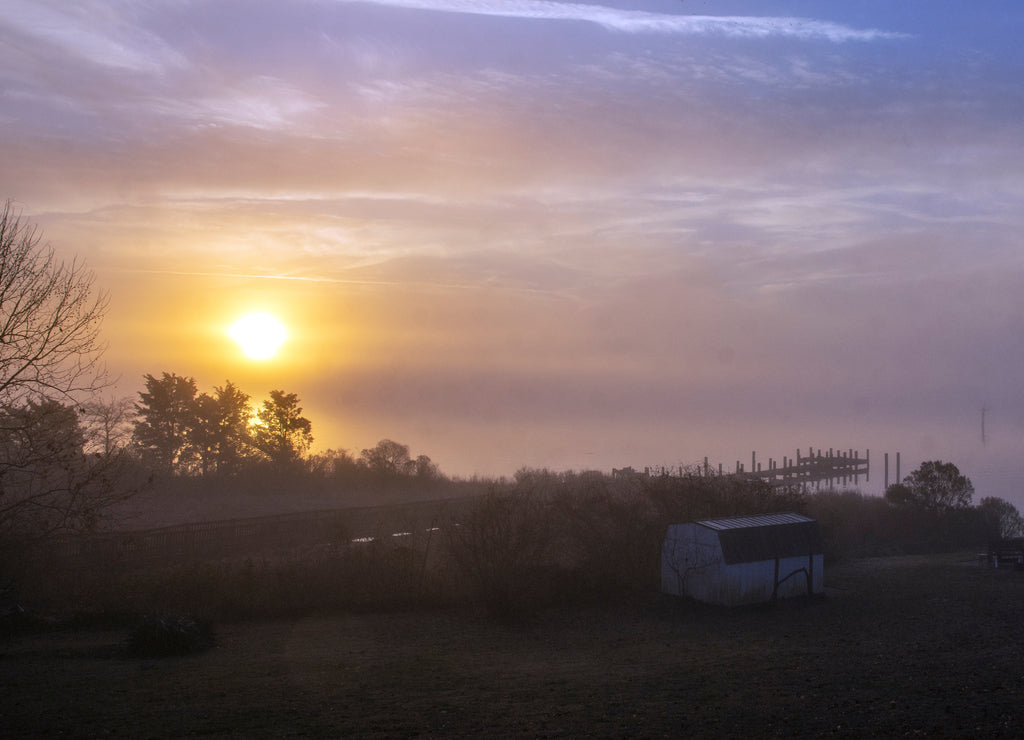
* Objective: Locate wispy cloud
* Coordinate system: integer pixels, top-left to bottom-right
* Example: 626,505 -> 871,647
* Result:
149,76 -> 327,131
1,0 -> 186,73
341,0 -> 905,41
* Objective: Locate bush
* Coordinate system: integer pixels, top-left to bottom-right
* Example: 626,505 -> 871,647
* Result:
804,489 -> 903,561
549,487 -> 660,597
643,472 -> 805,525
445,490 -> 558,618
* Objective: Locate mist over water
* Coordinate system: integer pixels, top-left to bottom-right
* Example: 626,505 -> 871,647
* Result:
408,413 -> 1024,512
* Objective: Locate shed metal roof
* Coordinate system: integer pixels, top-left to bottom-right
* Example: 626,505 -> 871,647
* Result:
695,513 -> 821,565
696,512 -> 814,530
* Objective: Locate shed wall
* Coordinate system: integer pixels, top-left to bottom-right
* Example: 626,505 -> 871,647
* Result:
661,520 -> 824,606
661,523 -> 723,597
706,554 -> 823,605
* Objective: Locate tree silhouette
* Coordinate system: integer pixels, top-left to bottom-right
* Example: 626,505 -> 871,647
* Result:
979,496 -> 1024,540
80,396 -> 135,458
885,460 -> 974,512
360,438 -> 415,475
0,201 -> 108,407
414,453 -> 439,480
253,390 -> 313,467
0,399 -> 137,544
0,202 -> 134,544
133,372 -> 199,475
191,381 -> 253,475
212,381 -> 253,474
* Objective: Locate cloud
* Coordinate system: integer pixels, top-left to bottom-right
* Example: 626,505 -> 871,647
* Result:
339,0 -> 905,41
1,0 -> 186,74
149,76 -> 328,131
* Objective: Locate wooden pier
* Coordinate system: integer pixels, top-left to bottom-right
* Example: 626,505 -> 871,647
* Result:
700,447 -> 895,489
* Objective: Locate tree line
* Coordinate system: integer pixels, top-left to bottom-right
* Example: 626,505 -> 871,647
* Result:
133,373 -> 313,476
0,200 -> 440,552
130,371 -> 439,480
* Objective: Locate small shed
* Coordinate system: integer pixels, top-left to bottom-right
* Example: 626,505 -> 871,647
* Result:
661,513 -> 823,606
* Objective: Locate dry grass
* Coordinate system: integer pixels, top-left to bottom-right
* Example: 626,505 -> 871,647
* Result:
3,553 -> 1023,737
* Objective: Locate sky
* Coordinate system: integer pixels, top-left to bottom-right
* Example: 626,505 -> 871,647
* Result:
2,0 -> 1023,503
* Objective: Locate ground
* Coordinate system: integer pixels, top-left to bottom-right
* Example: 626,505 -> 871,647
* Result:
2,554 -> 1022,738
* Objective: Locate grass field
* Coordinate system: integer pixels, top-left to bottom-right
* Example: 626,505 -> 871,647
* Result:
3,553 -> 1022,738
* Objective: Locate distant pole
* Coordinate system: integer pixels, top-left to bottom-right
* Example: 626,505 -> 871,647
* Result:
896,452 -> 901,483
866,449 -> 870,484
884,453 -> 889,490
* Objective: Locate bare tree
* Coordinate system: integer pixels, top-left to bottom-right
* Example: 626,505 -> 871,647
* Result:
0,400 -> 140,545
662,532 -> 721,597
0,202 -> 134,549
0,201 -> 108,406
80,396 -> 136,458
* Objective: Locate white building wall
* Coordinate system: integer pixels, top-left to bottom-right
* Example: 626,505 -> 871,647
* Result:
661,523 -> 723,597
707,554 -> 823,605
662,524 -> 824,606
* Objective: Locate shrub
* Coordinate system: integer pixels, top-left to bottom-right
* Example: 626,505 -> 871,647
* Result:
549,488 -> 660,597
445,490 -> 558,618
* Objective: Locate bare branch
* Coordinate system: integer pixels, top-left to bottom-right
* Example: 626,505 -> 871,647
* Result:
0,200 -> 109,407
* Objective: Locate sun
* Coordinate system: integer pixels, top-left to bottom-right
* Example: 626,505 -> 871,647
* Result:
229,313 -> 288,360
